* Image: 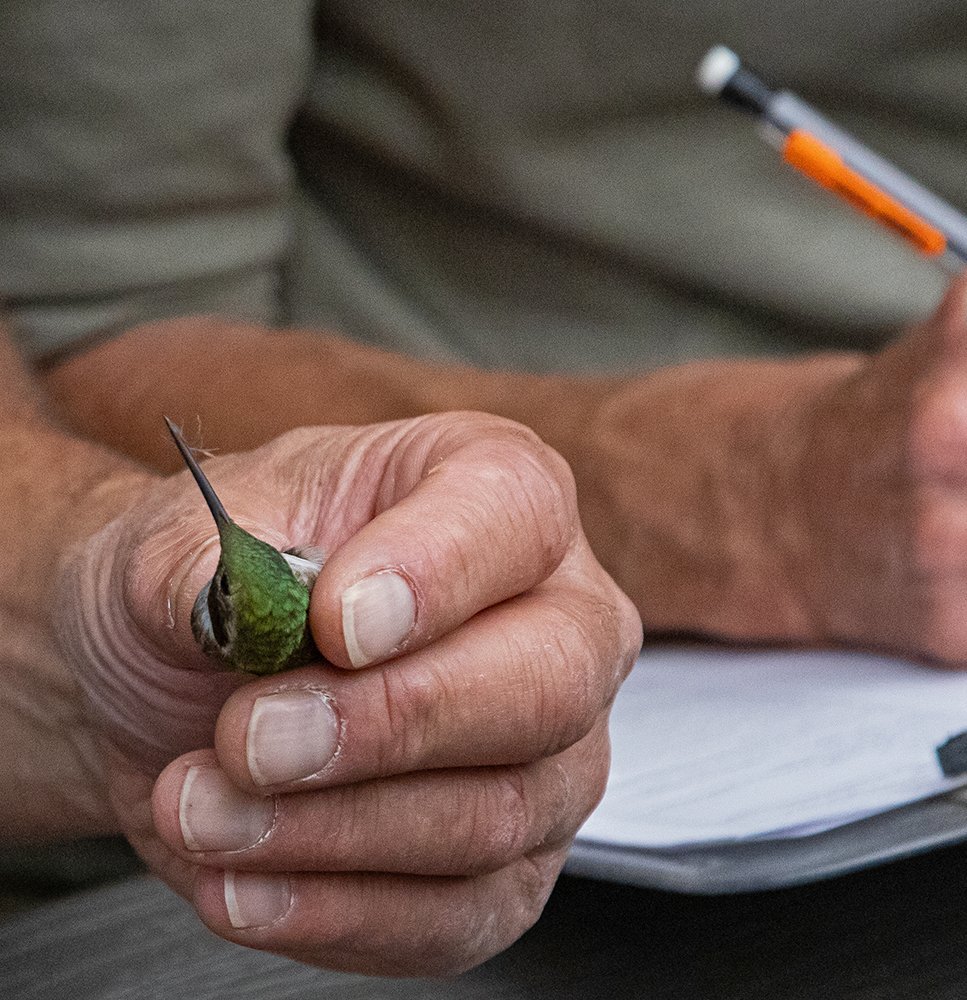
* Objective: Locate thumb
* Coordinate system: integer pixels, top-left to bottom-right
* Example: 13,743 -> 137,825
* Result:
308,412 -> 581,670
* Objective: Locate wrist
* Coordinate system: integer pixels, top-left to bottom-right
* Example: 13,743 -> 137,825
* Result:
576,354 -> 865,644
767,348 -> 892,650
747,351 -> 869,643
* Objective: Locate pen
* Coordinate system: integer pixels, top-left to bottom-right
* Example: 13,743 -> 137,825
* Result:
696,45 -> 967,270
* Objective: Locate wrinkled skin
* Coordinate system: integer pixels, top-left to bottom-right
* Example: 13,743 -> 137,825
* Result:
776,275 -> 967,664
574,274 -> 967,669
57,412 -> 642,976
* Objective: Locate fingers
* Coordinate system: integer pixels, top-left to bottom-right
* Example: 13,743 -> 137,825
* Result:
149,723 -> 606,976
308,413 -> 581,669
211,576 -> 638,792
189,844 -> 568,976
97,412 -> 631,766
86,409 -> 639,976
153,720 -> 608,878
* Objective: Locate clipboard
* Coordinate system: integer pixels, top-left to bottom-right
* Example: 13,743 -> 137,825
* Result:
567,787 -> 967,894
564,644 -> 967,893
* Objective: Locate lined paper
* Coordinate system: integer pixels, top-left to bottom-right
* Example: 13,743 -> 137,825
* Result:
579,646 -> 967,849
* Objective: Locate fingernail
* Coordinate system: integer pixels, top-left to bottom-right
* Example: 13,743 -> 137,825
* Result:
341,570 -> 416,667
246,689 -> 341,786
224,871 -> 291,929
179,766 -> 275,851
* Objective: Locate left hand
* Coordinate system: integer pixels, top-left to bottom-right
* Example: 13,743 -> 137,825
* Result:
57,412 -> 641,976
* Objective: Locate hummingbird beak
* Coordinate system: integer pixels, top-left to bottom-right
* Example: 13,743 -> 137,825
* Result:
164,416 -> 232,529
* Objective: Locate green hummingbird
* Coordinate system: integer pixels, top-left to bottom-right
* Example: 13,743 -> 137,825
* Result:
165,417 -> 324,675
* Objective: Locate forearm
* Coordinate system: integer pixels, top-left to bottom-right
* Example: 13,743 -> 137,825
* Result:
39,316 -> 617,473
40,314 -> 865,645
0,329 -> 153,841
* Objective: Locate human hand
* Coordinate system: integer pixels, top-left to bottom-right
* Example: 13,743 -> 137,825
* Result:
57,413 -> 641,975
550,274 -> 967,667
774,272 -> 967,665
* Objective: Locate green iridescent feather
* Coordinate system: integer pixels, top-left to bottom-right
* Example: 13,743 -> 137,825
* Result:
204,520 -> 314,674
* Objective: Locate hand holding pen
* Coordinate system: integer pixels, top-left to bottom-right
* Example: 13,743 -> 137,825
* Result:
645,47 -> 967,662
575,51 -> 967,666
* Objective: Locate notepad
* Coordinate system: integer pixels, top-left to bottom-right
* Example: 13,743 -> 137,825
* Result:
577,645 -> 967,850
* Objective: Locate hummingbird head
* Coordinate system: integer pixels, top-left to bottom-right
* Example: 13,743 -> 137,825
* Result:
191,519 -> 314,673
165,418 -> 322,675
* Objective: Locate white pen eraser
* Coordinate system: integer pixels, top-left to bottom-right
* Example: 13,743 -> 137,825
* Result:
696,45 -> 740,95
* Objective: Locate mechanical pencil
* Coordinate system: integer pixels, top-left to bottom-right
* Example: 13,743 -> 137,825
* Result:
696,45 -> 967,269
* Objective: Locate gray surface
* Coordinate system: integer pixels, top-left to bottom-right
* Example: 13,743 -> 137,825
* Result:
5,840 -> 967,1000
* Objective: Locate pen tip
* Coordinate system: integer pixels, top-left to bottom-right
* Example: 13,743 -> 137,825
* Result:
696,45 -> 740,95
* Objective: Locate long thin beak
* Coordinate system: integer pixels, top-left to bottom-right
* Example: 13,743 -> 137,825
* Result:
164,416 -> 232,529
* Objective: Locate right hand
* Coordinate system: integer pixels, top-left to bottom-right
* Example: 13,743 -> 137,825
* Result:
775,273 -> 967,665
572,272 -> 967,669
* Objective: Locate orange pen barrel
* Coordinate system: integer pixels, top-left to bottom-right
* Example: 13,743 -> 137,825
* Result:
782,130 -> 947,257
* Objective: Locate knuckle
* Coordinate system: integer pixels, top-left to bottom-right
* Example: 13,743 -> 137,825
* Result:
436,857 -> 559,975
498,423 -> 576,505
490,466 -> 576,567
545,725 -> 611,844
409,889 -> 506,976
469,768 -> 535,870
431,925 -> 501,977
375,663 -> 448,773
443,768 -> 538,875
533,607 -> 613,752
584,586 -> 644,701
464,415 -> 578,550
576,725 -> 612,818
509,440 -> 579,550
511,850 -> 564,929
616,588 -> 645,665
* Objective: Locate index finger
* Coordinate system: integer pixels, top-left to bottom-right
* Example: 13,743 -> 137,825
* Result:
311,412 -> 579,669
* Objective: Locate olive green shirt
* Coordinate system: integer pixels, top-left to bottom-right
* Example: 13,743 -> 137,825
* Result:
3,1 -> 963,371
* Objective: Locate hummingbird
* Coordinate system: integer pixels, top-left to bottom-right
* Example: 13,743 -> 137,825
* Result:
165,417 -> 324,675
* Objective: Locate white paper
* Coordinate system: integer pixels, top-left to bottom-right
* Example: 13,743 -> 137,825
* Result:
577,645 -> 967,849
